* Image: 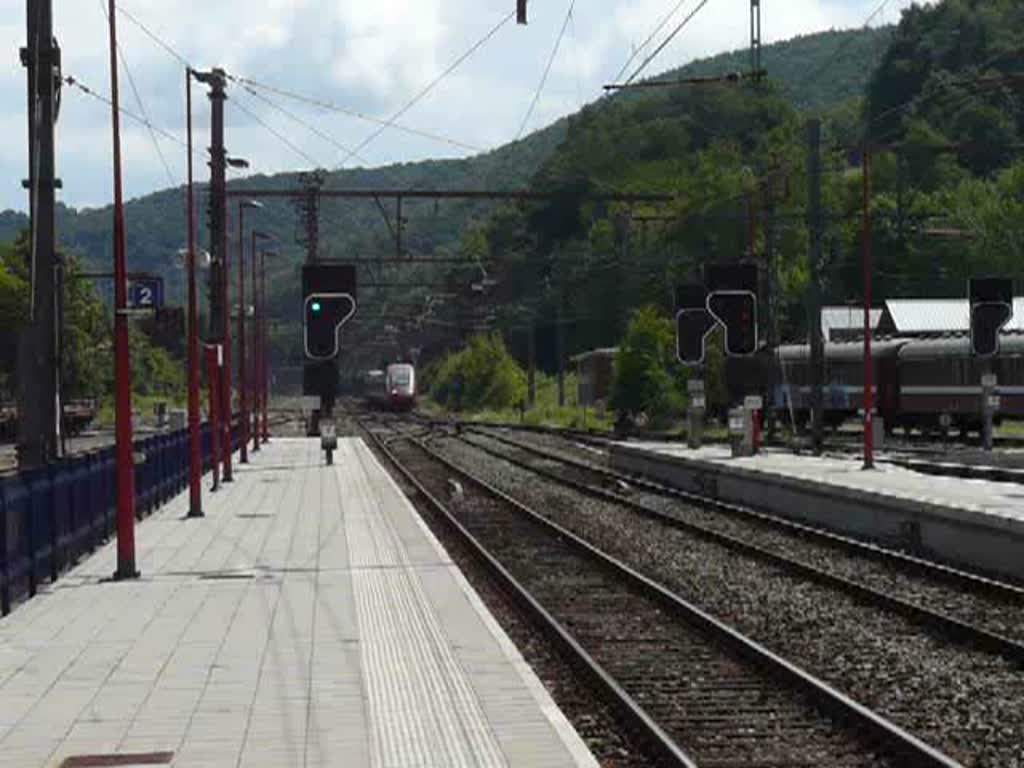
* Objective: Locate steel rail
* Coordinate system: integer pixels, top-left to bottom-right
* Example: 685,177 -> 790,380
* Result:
389,425 -> 963,768
470,425 -> 1024,600
356,419 -> 697,768
459,428 -> 1024,663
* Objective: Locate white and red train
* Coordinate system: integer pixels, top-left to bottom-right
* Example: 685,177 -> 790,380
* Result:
363,363 -> 417,412
773,335 -> 1024,434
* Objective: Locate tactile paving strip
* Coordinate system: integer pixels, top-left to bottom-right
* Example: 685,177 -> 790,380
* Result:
345,444 -> 507,768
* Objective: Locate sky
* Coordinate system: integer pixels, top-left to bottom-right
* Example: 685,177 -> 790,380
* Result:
0,0 -> 928,213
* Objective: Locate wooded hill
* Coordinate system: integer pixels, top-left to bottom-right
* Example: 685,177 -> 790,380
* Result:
436,0 -> 1024,374
0,24 -> 895,380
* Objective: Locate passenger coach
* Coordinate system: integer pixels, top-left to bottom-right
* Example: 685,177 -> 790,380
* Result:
772,335 -> 1024,433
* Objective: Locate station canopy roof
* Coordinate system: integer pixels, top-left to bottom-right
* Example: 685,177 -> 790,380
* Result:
821,306 -> 884,341
880,297 -> 1024,335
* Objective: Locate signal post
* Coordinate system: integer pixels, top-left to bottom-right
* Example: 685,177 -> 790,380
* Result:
970,277 -> 1014,452
676,265 -> 760,454
302,264 -> 357,464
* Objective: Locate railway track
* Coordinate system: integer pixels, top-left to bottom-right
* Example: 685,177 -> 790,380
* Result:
443,415 -> 1024,462
414,423 -> 1024,767
361,416 -> 962,768
461,427 -> 1024,649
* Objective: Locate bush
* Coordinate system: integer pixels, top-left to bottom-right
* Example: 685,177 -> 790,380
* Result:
610,306 -> 686,429
430,333 -> 527,412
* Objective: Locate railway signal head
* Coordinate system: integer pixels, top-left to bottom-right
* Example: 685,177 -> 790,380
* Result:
971,302 -> 1012,357
969,277 -> 1014,357
676,309 -> 719,366
517,0 -> 528,24
706,291 -> 758,357
304,294 -> 356,360
302,264 -> 357,361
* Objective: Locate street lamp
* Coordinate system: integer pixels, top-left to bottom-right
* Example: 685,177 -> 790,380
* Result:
184,68 -> 216,500
236,200 -> 262,464
259,249 -> 277,444
250,232 -> 275,452
216,179 -> 248,482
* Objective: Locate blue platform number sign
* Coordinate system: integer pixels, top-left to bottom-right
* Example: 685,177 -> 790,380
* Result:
129,278 -> 163,310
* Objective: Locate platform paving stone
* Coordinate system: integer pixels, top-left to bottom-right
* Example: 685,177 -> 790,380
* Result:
0,438 -> 597,768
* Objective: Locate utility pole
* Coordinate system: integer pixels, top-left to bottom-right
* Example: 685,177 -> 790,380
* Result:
862,148 -> 875,470
251,239 -> 261,454
260,249 -> 271,443
17,0 -> 61,469
764,173 -> 778,439
296,170 -> 335,430
236,202 -> 262,465
194,68 -> 232,481
750,0 -> 763,83
806,119 -> 825,455
184,67 -> 202,517
294,169 -> 326,264
237,215 -> 247,464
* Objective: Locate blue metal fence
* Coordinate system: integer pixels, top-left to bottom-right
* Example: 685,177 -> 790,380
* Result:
1,420 -> 240,616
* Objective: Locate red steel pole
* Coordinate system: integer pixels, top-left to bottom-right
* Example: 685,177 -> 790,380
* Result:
862,148 -> 874,470
261,250 -> 270,443
206,345 -> 221,491
185,68 -> 203,517
251,241 -> 260,453
107,0 -> 137,579
237,210 -> 248,464
221,209 -> 233,481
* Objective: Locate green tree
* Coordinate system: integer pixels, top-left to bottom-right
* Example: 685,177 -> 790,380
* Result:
610,306 -> 685,428
62,255 -> 111,400
0,234 -> 30,398
430,333 -> 527,412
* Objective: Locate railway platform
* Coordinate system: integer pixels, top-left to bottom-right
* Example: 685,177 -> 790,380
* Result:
0,438 -> 596,768
610,442 -> 1024,581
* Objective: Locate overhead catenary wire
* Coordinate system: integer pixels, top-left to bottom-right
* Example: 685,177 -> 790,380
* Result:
610,0 -> 694,86
794,0 -> 894,98
227,77 -> 373,166
654,0 -> 1008,232
228,92 -> 321,169
226,75 -> 483,155
99,0 -> 177,188
568,3 -> 585,111
624,0 -> 713,86
63,74 -> 198,161
338,10 -> 516,167
516,0 -> 576,140
116,2 -> 191,68
861,60 -> 1024,147
598,0 -> 899,228
116,2 -> 484,159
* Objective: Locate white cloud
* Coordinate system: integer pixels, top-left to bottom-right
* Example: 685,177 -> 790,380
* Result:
0,0 -> 932,213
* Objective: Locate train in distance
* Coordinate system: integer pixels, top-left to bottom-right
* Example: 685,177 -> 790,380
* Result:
362,363 -> 417,413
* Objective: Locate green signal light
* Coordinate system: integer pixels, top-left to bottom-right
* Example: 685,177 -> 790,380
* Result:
311,301 -> 322,312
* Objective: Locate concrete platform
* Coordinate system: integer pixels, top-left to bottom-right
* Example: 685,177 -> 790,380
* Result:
0,438 -> 597,768
611,442 -> 1024,581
